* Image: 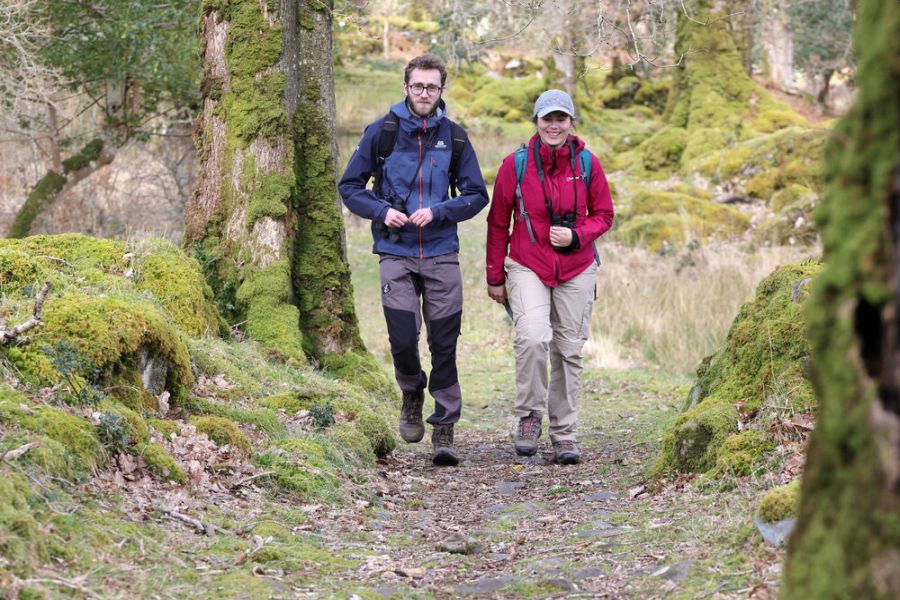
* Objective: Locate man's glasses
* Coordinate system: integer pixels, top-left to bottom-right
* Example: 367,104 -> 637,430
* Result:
407,83 -> 442,96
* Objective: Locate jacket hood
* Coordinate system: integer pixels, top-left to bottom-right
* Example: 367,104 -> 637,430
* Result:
391,98 -> 447,133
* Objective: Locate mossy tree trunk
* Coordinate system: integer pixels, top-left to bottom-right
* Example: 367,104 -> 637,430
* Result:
7,139 -> 115,239
663,0 -> 749,130
185,0 -> 365,368
782,2 -> 900,598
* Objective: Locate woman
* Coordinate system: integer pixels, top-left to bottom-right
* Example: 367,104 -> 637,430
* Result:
486,89 -> 614,464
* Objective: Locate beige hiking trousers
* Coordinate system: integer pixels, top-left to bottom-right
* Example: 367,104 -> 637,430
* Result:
505,257 -> 597,442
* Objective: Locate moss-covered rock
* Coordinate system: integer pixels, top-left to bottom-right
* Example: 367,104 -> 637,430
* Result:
0,248 -> 45,293
615,190 -> 749,251
191,415 -> 252,450
353,410 -> 396,459
656,263 -> 820,475
758,480 -> 801,523
713,430 -> 777,476
134,238 -> 224,337
134,442 -> 186,483
684,127 -> 828,200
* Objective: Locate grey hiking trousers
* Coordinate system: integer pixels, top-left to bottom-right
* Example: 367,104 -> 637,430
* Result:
379,253 -> 463,425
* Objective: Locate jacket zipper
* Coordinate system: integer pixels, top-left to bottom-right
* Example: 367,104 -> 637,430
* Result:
418,121 -> 425,259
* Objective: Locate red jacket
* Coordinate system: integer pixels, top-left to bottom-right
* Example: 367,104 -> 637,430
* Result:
486,134 -> 614,287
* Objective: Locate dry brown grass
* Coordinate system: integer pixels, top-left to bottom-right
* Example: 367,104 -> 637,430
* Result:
588,242 -> 817,374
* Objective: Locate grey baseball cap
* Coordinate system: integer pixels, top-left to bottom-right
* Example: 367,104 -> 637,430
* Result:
533,89 -> 575,118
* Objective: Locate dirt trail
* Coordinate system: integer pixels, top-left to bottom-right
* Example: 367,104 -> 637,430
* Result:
296,372 -> 784,599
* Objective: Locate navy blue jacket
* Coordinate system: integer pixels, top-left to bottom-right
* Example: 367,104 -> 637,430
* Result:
339,99 -> 488,257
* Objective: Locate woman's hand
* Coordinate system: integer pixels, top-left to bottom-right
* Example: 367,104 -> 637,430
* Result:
487,284 -> 507,305
549,226 -> 573,248
408,207 -> 434,227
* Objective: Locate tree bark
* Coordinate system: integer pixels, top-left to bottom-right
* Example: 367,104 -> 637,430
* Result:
782,1 -> 900,598
186,0 -> 364,365
7,139 -> 115,239
760,0 -> 795,92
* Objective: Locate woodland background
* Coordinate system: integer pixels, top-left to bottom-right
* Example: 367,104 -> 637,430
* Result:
2,1 -> 898,599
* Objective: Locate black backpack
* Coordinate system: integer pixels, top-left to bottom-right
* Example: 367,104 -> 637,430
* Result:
372,111 -> 469,198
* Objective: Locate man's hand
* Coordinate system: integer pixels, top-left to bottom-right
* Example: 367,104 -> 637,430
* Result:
408,208 -> 434,227
549,226 -> 573,248
487,284 -> 507,305
384,208 -> 409,228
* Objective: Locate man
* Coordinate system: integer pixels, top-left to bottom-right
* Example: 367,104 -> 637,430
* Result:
339,54 -> 488,466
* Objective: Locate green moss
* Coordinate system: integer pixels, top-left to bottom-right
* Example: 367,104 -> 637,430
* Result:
640,127 -> 688,171
291,76 -> 367,362
6,172 -> 68,239
223,0 -> 282,79
134,442 -> 186,483
685,127 -> 828,199
98,400 -> 149,445
657,263 -> 820,475
257,390 -> 321,413
135,239 -> 224,336
29,294 -> 194,405
353,410 -> 396,459
713,430 -> 776,477
1,392 -> 104,472
186,396 -> 286,438
0,471 -> 43,573
656,396 -> 739,474
615,190 -> 749,250
0,234 -> 124,270
223,73 -> 287,145
0,249 -> 44,292
235,260 -> 306,364
782,3 -> 900,597
758,480 -> 800,523
328,423 -> 376,467
251,437 -> 344,501
191,415 -> 252,450
61,139 -> 104,173
147,418 -> 181,438
243,156 -> 293,226
0,431 -> 80,480
320,351 -> 394,399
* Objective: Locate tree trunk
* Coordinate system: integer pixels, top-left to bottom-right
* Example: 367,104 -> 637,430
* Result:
760,0 -> 795,92
782,2 -> 900,598
7,139 -> 115,239
663,0 -> 749,128
186,0 -> 365,367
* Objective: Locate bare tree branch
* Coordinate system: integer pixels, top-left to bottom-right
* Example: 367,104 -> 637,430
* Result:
0,282 -> 52,345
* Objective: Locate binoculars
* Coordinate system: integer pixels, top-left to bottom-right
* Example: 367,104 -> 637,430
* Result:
374,194 -> 407,244
550,211 -> 576,254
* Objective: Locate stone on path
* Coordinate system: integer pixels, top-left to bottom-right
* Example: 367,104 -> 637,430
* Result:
455,576 -> 516,595
437,531 -> 479,554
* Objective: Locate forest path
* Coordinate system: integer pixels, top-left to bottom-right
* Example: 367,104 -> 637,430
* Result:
296,367 -> 783,599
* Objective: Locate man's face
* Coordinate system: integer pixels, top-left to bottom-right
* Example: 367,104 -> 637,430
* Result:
404,68 -> 443,117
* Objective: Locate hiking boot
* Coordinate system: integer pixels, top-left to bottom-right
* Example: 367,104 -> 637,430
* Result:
514,411 -> 542,456
399,389 -> 425,443
553,440 -> 581,465
431,424 -> 459,466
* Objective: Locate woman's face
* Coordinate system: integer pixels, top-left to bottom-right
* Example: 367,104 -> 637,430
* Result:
536,112 -> 573,148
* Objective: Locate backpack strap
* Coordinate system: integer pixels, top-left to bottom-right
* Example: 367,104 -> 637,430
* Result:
448,121 -> 468,198
579,149 -> 592,186
373,112 -> 400,197
577,148 -> 602,266
513,144 -> 538,245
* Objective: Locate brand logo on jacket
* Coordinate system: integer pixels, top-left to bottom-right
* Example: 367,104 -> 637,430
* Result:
382,283 -> 391,294
434,140 -> 447,149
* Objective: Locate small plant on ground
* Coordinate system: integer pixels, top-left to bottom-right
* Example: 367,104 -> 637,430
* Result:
43,340 -> 105,405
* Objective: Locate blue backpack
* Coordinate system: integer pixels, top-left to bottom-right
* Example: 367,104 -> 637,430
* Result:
513,138 -> 600,264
